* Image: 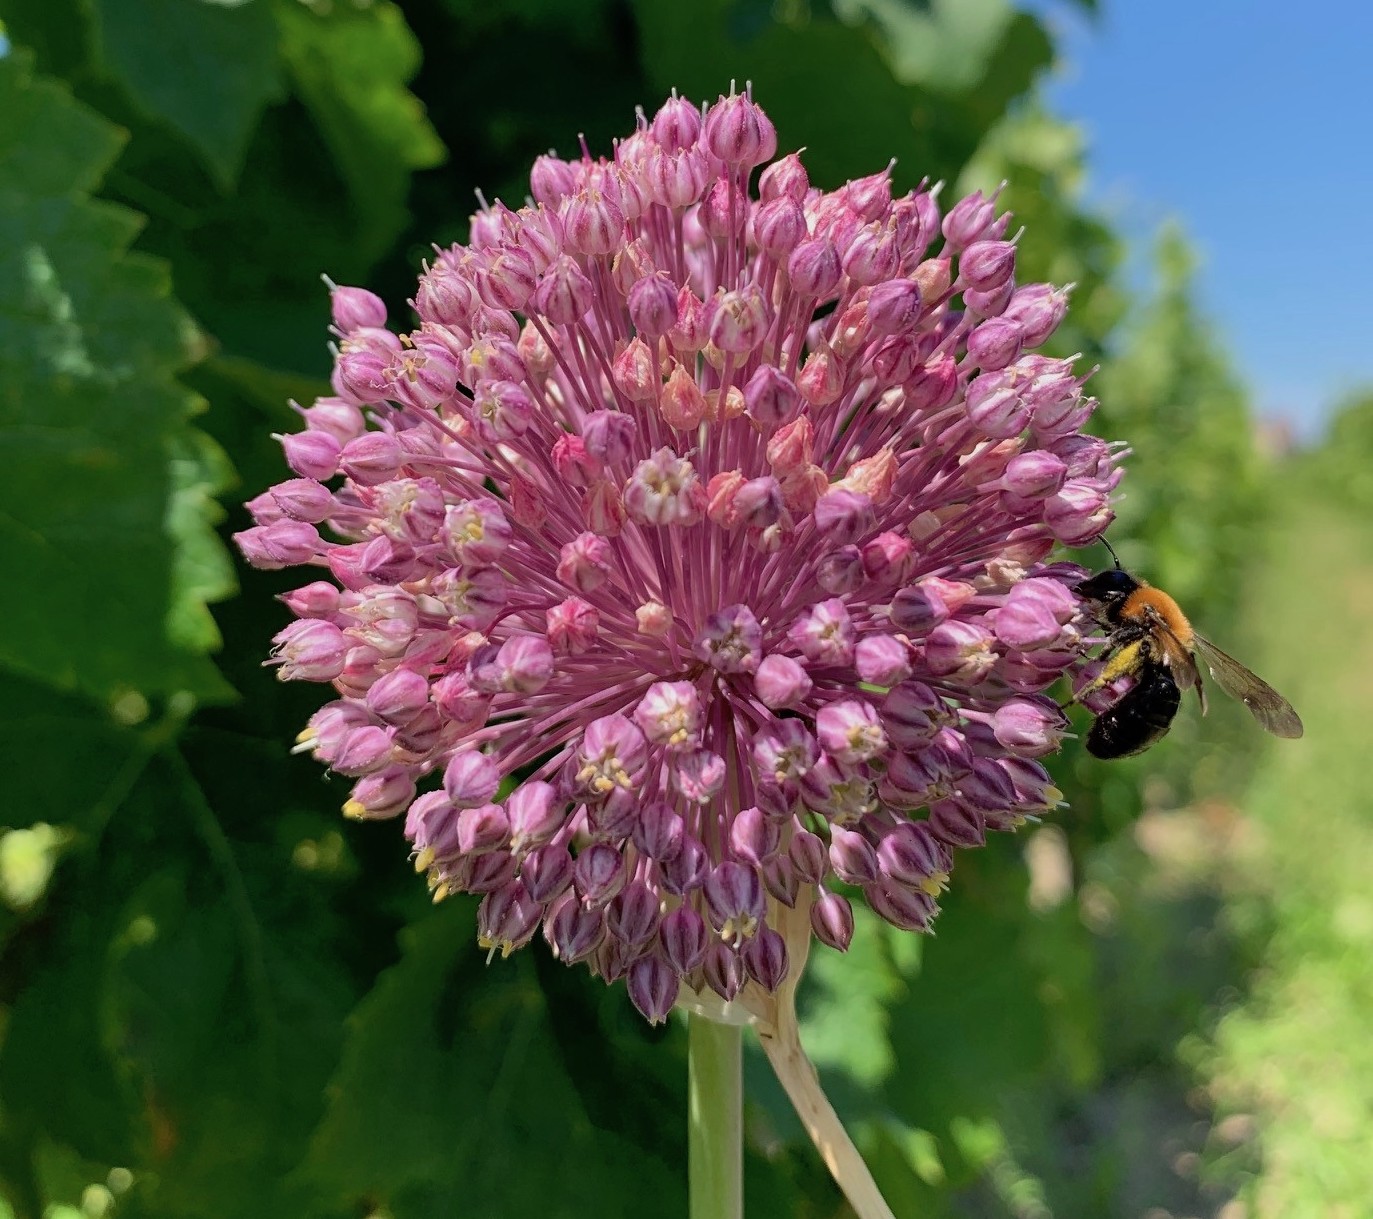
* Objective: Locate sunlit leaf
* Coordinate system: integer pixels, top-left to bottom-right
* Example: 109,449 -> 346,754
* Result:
87,0 -> 284,187
275,0 -> 446,267
0,52 -> 234,703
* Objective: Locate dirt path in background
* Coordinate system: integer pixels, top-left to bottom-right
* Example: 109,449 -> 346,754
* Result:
1200,489 -> 1373,1219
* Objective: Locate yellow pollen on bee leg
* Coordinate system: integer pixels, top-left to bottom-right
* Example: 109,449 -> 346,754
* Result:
341,800 -> 367,820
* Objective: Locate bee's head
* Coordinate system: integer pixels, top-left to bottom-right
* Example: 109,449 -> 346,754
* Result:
1073,567 -> 1139,620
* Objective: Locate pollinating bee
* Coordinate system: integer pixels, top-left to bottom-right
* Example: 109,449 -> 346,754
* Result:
1072,541 -> 1303,759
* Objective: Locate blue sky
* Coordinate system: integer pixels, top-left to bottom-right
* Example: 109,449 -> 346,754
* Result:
1032,0 -> 1373,439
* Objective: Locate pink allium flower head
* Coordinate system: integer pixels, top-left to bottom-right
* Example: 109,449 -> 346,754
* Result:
236,89 -> 1120,1024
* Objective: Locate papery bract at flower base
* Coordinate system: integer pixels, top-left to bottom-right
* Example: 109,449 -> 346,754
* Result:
236,88 -> 1121,1023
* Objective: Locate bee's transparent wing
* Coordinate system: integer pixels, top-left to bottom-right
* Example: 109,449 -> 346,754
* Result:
1193,635 -> 1304,738
1144,607 -> 1207,714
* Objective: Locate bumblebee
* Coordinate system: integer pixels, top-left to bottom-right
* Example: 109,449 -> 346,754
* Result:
1072,543 -> 1303,758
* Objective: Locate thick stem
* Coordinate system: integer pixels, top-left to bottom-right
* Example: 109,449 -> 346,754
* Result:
757,1018 -> 897,1219
755,888 -> 898,1219
688,1012 -> 744,1219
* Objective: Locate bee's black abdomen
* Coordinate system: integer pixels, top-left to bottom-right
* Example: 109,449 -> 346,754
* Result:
1086,662 -> 1182,759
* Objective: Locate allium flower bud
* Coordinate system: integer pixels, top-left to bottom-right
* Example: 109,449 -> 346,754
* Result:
744,365 -> 801,431
627,272 -> 678,337
1002,450 -> 1068,499
959,239 -> 1016,293
340,433 -> 403,486
788,239 -> 843,299
329,283 -> 388,332
477,882 -> 541,959
705,861 -> 765,943
788,599 -> 855,666
365,667 -> 430,725
813,489 -> 876,546
810,891 -> 855,951
817,699 -> 887,764
582,409 -> 638,467
271,478 -> 335,523
1045,480 -> 1113,544
754,654 -> 813,710
627,957 -> 678,1025
545,596 -> 600,655
759,151 -> 809,201
280,429 -> 342,480
991,699 -> 1068,757
270,619 -> 348,681
343,765 -> 415,820
867,278 -> 923,335
925,620 -> 997,683
444,751 -> 500,807
694,605 -> 762,673
443,497 -> 512,566
854,634 -> 913,687
703,91 -> 776,167
547,893 -> 605,963
966,317 -> 1024,371
332,725 -> 394,776
1004,283 -> 1069,347
941,189 -> 998,250
280,581 -> 341,620
235,521 -> 321,570
660,905 -> 709,974
239,91 -> 1121,1024
829,825 -> 879,885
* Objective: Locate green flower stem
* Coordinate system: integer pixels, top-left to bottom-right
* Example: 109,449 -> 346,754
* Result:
688,1012 -> 743,1219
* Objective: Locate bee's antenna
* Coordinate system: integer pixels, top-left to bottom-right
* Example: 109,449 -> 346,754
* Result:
1100,537 -> 1123,569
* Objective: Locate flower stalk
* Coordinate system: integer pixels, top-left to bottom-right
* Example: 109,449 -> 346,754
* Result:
688,1013 -> 744,1219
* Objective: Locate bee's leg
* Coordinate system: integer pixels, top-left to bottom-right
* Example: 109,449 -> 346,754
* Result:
1062,638 -> 1147,708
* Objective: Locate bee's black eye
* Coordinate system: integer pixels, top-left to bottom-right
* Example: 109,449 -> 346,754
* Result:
1096,569 -> 1135,594
1074,568 -> 1136,601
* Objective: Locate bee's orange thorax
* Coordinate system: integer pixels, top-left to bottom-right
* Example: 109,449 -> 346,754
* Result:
1121,584 -> 1194,648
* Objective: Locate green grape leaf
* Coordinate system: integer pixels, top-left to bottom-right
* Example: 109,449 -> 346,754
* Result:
0,729 -> 365,1217
800,903 -> 909,1088
632,0 -> 1051,190
0,674 -> 145,834
87,0 -> 285,188
275,0 -> 446,267
301,902 -> 684,1218
0,51 -> 235,704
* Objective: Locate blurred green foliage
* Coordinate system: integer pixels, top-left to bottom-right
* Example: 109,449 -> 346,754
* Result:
0,1 -> 1290,1217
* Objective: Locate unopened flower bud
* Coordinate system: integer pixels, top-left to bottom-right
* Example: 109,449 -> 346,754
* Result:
444,750 -> 500,807
704,91 -> 776,167
854,634 -> 912,687
280,429 -> 343,480
627,273 -> 678,338
787,239 -> 843,299
810,890 -> 855,951
627,956 -> 678,1024
754,654 -> 812,710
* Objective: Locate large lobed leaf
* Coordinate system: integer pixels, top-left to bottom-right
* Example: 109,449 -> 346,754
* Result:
275,0 -> 446,269
632,0 -> 1053,191
86,0 -> 285,188
0,50 -> 234,706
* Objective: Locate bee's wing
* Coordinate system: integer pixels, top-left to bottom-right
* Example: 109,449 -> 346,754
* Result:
1145,607 -> 1207,714
1192,634 -> 1304,738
